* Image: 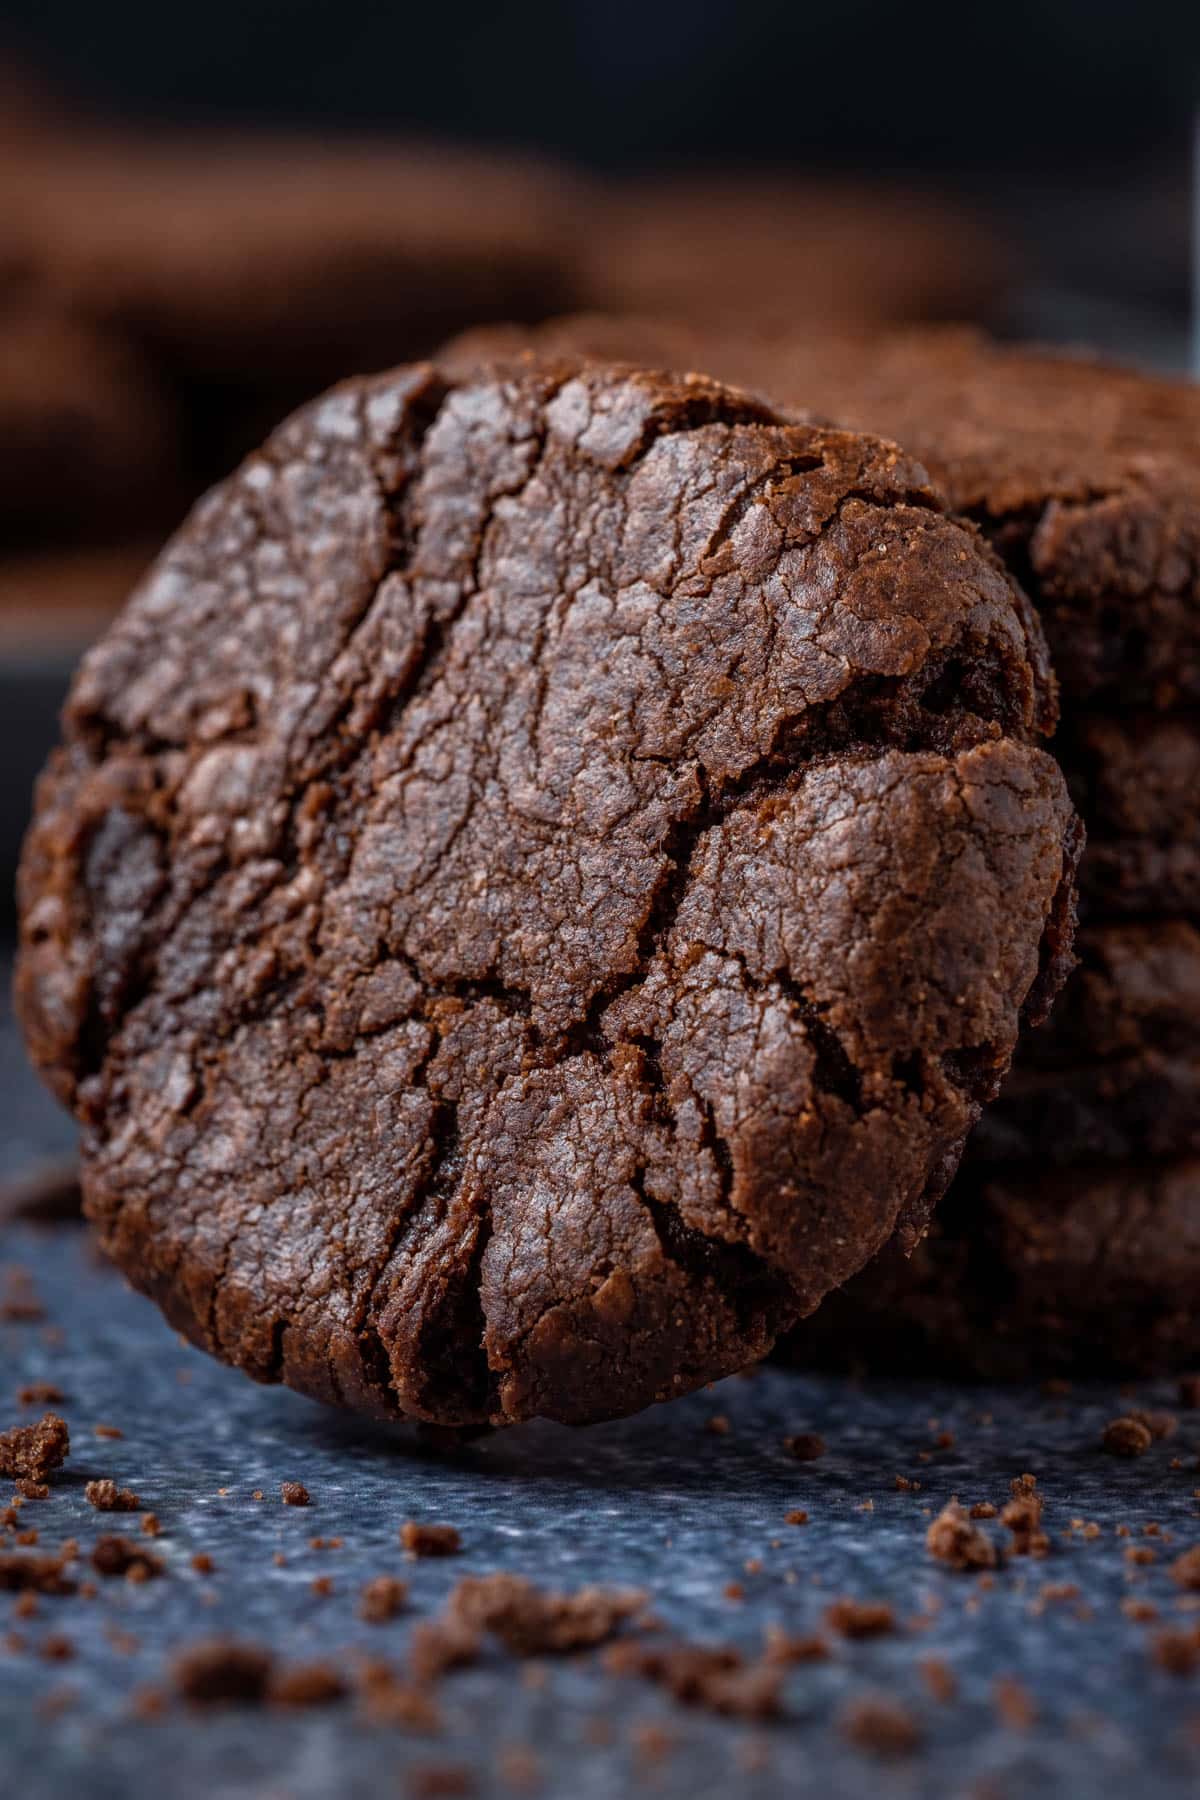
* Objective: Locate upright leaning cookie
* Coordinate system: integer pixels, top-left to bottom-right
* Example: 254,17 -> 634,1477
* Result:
16,360 -> 1078,1426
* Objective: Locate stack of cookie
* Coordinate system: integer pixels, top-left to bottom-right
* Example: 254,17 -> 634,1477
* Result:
442,316 -> 1200,1377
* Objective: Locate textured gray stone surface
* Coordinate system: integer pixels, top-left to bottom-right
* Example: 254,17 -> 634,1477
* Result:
4,979 -> 1200,1799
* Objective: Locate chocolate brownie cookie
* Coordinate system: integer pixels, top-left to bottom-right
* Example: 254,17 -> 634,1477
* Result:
0,308 -> 180,543
1058,712 -> 1200,919
965,922 -> 1200,1164
574,179 -> 1010,329
796,1158 -> 1200,1380
5,134 -> 582,394
16,357 -> 1077,1427
444,319 -> 1200,709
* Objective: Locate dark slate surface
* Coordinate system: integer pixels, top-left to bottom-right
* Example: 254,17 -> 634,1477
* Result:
5,973 -> 1200,1800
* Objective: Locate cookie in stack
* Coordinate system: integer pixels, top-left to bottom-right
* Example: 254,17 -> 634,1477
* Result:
443,318 -> 1200,1376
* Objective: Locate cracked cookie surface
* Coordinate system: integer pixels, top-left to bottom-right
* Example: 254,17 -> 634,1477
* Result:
16,358 -> 1078,1426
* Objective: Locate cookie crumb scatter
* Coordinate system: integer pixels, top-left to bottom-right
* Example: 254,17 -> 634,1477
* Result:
450,1575 -> 646,1656
1171,1546 -> 1200,1590
705,1415 -> 730,1436
0,1269 -> 45,1323
357,1660 -> 443,1730
0,1551 -> 76,1596
969,1502 -> 997,1519
141,1515 -> 161,1538
191,1554 -> 214,1575
824,1599 -> 895,1639
310,1576 -> 333,1597
894,1476 -> 920,1492
1131,1410 -> 1178,1442
926,1500 -> 999,1571
401,1523 -> 461,1559
784,1510 -> 808,1526
1123,1598 -> 1159,1621
408,1766 -> 476,1799
1002,1479 -> 1050,1558
763,1625 -> 829,1664
920,1657 -> 957,1703
783,1433 -> 826,1462
16,1386 -> 63,1408
173,1640 -> 273,1706
1151,1626 -> 1200,1675
269,1662 -> 346,1707
84,1480 -> 140,1513
1102,1417 -> 1153,1458
40,1633 -> 74,1662
1125,1546 -> 1157,1566
604,1640 -> 784,1719
15,1479 -> 49,1501
359,1576 -> 409,1624
281,1482 -> 309,1507
409,1617 -> 482,1685
93,1425 -> 123,1441
90,1537 -> 163,1581
0,1414 -> 69,1485
724,1582 -> 745,1602
839,1694 -> 922,1756
994,1676 -> 1036,1730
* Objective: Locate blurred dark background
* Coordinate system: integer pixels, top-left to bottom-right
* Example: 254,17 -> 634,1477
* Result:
2,0 -> 1197,354
0,1 -> 1197,898
0,0 -> 1195,171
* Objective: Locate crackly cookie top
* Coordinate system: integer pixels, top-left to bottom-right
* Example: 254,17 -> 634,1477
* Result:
17,359 -> 1076,1426
446,318 -> 1200,708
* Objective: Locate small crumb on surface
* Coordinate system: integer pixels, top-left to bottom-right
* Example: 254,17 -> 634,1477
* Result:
1102,1417 -> 1153,1458
401,1523 -> 461,1559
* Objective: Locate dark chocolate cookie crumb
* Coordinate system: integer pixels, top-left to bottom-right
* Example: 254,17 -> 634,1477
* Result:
1151,1626 -> 1200,1674
448,1574 -> 645,1655
173,1640 -> 274,1706
762,1625 -> 830,1664
839,1694 -> 922,1756
16,1385 -> 64,1408
1171,1546 -> 1200,1590
824,1598 -> 895,1639
1131,1410 -> 1178,1442
1103,1417 -> 1154,1458
408,1617 -> 482,1685
604,1640 -> 783,1719
280,1482 -> 309,1507
269,1663 -> 347,1707
409,1767 -> 476,1799
0,1551 -> 76,1595
84,1480 -> 140,1513
920,1657 -> 958,1703
90,1536 -> 164,1581
926,1501 -> 999,1571
360,1575 -> 409,1623
993,1676 -> 1036,1730
1002,1478 -> 1050,1558
401,1523 -> 462,1559
0,1414 -> 69,1485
